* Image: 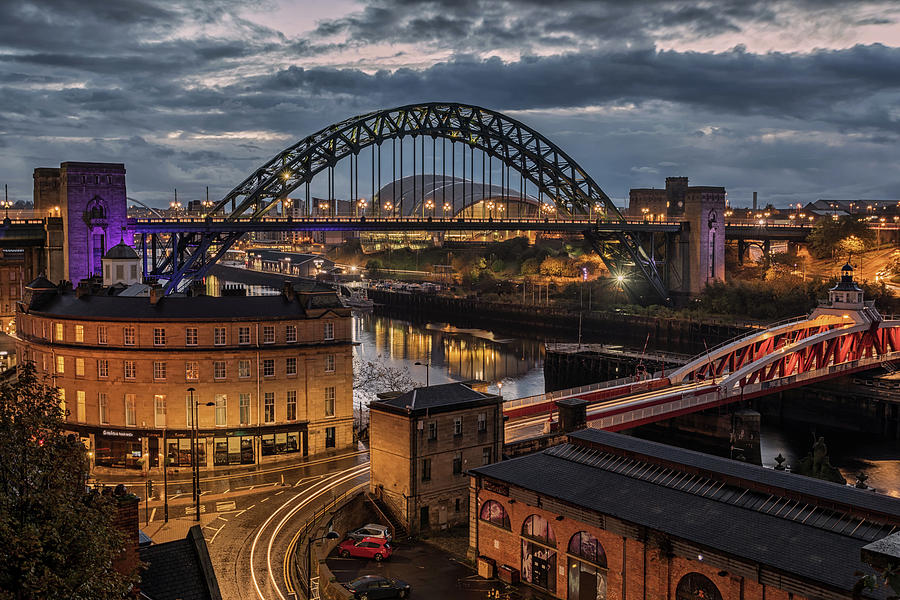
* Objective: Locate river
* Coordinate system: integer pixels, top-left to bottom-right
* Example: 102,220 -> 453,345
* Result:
353,311 -> 900,497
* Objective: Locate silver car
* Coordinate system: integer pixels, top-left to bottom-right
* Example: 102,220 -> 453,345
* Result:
347,523 -> 392,542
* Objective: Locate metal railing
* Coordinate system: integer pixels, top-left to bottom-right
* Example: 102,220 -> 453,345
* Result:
503,372 -> 657,411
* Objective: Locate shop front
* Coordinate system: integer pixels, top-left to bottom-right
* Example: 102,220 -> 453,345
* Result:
91,427 -> 158,470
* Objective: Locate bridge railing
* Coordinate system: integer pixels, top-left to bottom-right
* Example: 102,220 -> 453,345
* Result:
503,372 -> 655,412
129,215 -> 685,226
686,314 -> 811,363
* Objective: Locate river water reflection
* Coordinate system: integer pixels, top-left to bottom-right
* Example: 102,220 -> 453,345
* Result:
353,312 -> 900,497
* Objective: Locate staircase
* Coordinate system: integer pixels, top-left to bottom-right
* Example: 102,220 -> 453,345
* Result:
366,492 -> 408,540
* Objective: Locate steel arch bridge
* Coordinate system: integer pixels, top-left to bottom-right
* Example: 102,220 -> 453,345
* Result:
148,102 -> 667,298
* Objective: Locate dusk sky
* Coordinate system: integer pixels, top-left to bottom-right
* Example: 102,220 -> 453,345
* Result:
2,0 -> 899,208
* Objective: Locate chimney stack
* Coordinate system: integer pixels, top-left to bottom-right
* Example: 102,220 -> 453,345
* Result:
149,285 -> 163,305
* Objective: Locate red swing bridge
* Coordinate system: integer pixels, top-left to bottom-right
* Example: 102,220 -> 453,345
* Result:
503,263 -> 900,440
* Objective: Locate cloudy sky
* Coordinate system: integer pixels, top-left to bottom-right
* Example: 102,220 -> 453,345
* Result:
1,0 -> 899,208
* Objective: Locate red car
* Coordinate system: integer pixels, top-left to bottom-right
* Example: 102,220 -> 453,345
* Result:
338,536 -> 393,561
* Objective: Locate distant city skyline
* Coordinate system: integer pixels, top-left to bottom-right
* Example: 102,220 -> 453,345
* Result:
1,0 -> 899,208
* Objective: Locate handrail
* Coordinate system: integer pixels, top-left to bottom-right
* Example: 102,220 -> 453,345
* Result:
503,372 -> 658,410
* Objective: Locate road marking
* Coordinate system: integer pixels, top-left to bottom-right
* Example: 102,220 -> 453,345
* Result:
246,504 -> 256,511
209,522 -> 226,545
275,490 -> 285,496
185,505 -> 207,516
149,508 -> 157,522
217,516 -> 229,522
216,500 -> 236,512
259,497 -> 269,503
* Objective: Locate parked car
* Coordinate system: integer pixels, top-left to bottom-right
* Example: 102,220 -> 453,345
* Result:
343,575 -> 410,599
346,523 -> 392,542
338,537 -> 393,561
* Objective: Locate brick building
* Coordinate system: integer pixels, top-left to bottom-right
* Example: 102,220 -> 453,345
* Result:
15,253 -> 353,473
470,428 -> 900,600
369,382 -> 504,533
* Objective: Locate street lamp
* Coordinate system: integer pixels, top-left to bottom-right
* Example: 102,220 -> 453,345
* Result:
318,201 -> 329,216
486,200 -> 495,218
424,199 -> 434,216
442,202 -> 452,217
307,530 -> 340,596
414,361 -> 430,387
383,201 -> 393,218
188,387 -> 215,522
357,198 -> 368,216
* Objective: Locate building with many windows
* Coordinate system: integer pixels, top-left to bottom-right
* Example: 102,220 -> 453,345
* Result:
14,245 -> 353,473
369,382 -> 504,533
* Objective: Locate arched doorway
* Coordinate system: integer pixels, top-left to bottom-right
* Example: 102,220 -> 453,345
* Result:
521,514 -> 557,591
567,531 -> 607,600
675,572 -> 723,600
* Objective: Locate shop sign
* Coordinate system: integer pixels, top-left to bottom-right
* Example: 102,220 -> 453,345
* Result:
102,429 -> 135,438
484,480 -> 509,496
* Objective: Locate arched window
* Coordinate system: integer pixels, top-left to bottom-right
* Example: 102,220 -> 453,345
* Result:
522,514 -> 556,545
676,573 -> 722,600
568,531 -> 606,567
479,500 -> 510,530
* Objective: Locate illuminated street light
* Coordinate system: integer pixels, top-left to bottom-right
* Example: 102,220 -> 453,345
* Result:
442,202 -> 452,216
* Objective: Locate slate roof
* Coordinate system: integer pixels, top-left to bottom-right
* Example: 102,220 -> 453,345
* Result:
372,382 -> 499,415
139,527 -> 221,600
472,430 -> 900,597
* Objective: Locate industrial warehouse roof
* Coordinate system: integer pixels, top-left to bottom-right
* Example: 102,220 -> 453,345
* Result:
377,175 -> 540,216
373,382 -> 500,415
472,429 -> 900,597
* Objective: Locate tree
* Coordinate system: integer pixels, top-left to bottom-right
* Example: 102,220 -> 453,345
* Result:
353,356 -> 419,398
807,216 -> 876,259
0,364 -> 137,600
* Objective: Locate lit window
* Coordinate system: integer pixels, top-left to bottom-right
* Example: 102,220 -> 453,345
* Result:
75,358 -> 84,377
185,395 -> 195,428
74,325 -> 84,343
99,392 -> 108,424
214,327 -> 226,346
185,327 -> 198,346
123,327 -> 135,346
214,361 -> 226,380
124,360 -> 136,380
154,395 -> 166,427
56,355 -> 64,374
264,392 -> 275,423
98,325 -> 108,345
263,325 -> 275,344
55,323 -> 63,341
323,322 -> 334,340
479,500 -> 510,529
263,359 -> 274,377
215,394 -> 226,426
76,391 -> 86,423
185,361 -> 199,381
286,357 -> 297,376
239,393 -> 250,425
285,325 -> 297,343
325,354 -> 335,373
325,386 -> 335,417
125,394 -> 136,427
153,361 -> 166,381
153,328 -> 166,346
286,390 -> 297,421
238,359 -> 251,378
238,327 -> 250,345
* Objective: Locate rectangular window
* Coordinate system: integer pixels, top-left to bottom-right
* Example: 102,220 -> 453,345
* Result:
214,361 -> 226,380
125,394 -> 136,427
262,359 -> 274,377
454,417 -> 462,436
153,361 -> 166,381
239,393 -> 250,425
264,392 -> 275,423
75,358 -> 84,377
428,421 -> 437,441
324,354 -> 335,373
58,388 -> 66,418
325,427 -> 336,448
186,395 -> 195,428
124,360 -> 136,380
482,447 -> 492,465
263,325 -> 275,344
153,327 -> 166,346
215,394 -> 226,426
74,325 -> 84,343
123,326 -> 135,346
323,322 -> 334,340
421,458 -> 431,481
98,359 -> 109,378
478,412 -> 487,432
55,323 -> 63,341
214,327 -> 226,346
56,355 -> 64,374
286,390 -> 297,421
453,453 -> 462,475
76,391 -> 86,423
238,327 -> 250,345
185,361 -> 199,381
286,357 -> 297,376
285,325 -> 297,343
238,359 -> 251,379
98,325 -> 108,345
154,395 -> 166,428
186,327 -> 198,346
324,386 -> 335,417
99,392 -> 108,424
